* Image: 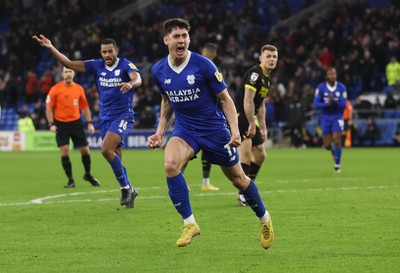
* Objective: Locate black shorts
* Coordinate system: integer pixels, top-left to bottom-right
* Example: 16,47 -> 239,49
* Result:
237,113 -> 264,146
54,119 -> 88,148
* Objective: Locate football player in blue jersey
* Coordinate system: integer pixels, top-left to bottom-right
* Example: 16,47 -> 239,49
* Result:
33,35 -> 142,208
181,42 -> 220,192
148,18 -> 274,249
313,67 -> 347,173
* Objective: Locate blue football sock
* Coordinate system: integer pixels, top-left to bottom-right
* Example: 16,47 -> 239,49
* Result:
110,154 -> 128,188
167,173 -> 192,219
332,145 -> 342,167
242,180 -> 266,218
123,166 -> 133,189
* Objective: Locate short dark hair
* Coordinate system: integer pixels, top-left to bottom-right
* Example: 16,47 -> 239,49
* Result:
101,38 -> 117,48
261,44 -> 278,54
163,18 -> 190,35
203,43 -> 217,54
326,67 -> 336,74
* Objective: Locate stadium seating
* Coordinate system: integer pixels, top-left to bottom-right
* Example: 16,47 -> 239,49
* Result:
305,118 -> 399,146
0,0 -> 397,138
0,108 -> 19,131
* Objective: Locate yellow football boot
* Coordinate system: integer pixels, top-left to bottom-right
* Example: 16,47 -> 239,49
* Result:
201,184 -> 220,191
176,223 -> 201,247
260,219 -> 274,249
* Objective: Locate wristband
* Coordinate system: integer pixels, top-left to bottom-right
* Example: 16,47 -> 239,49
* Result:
49,122 -> 54,127
87,121 -> 93,125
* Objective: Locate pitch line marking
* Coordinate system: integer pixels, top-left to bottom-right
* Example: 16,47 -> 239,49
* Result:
275,177 -> 367,183
0,184 -> 397,207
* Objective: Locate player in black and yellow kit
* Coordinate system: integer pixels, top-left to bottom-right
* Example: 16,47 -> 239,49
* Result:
234,44 -> 278,206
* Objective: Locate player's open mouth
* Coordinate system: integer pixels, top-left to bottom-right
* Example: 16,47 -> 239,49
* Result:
176,46 -> 185,54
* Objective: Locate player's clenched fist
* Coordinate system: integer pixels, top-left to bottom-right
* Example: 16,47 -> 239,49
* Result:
229,133 -> 241,147
148,134 -> 163,149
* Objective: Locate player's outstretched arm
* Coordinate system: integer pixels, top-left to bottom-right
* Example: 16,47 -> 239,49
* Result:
32,34 -> 86,73
217,89 -> 241,147
118,71 -> 142,93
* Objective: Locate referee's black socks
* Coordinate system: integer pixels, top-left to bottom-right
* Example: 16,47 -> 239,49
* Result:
61,156 -> 73,180
82,154 -> 91,175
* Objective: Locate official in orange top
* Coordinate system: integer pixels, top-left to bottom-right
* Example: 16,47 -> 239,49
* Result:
46,66 -> 100,188
342,100 -> 355,147
343,100 -> 353,121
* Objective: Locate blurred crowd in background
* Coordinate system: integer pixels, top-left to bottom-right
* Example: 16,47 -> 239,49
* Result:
0,0 -> 399,145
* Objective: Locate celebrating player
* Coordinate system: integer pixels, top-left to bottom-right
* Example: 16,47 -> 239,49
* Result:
313,67 -> 347,173
33,35 -> 141,208
181,42 -> 220,191
148,18 -> 274,249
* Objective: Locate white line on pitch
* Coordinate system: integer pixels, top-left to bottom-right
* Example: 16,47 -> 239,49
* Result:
0,184 -> 397,207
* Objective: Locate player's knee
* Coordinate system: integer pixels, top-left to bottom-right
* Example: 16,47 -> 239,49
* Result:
164,160 -> 180,177
100,146 -> 113,161
80,146 -> 90,155
258,150 -> 267,162
60,146 -> 70,156
231,174 -> 249,191
332,142 -> 341,148
251,146 -> 266,163
324,145 -> 332,151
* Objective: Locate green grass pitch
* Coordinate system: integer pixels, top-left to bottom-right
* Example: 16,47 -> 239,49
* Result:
0,147 -> 399,273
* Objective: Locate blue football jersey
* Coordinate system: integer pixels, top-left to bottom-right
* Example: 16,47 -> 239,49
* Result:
84,58 -> 139,120
313,81 -> 347,116
151,51 -> 228,135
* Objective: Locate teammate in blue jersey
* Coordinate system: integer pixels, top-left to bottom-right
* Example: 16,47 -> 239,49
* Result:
148,18 -> 274,249
33,35 -> 142,208
181,42 -> 221,191
313,67 -> 347,173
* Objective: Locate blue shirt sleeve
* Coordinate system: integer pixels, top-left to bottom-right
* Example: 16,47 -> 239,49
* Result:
201,58 -> 227,95
313,86 -> 328,109
83,59 -> 98,74
150,64 -> 164,95
123,59 -> 140,74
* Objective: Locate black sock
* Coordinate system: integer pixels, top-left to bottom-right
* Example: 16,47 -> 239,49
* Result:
61,156 -> 73,180
241,163 -> 250,175
248,162 -> 261,180
82,154 -> 91,175
202,157 -> 211,179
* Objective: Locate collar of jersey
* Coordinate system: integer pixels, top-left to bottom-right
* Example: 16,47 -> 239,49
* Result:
325,81 -> 337,92
168,51 -> 191,74
105,58 -> 120,71
259,65 -> 270,77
